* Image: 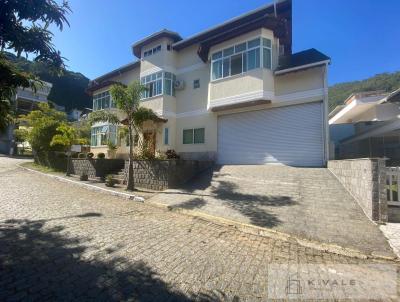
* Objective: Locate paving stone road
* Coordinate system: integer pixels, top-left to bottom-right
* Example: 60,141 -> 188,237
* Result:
0,157 -> 398,301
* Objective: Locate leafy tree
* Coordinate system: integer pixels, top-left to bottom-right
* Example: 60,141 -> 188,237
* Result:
0,0 -> 71,127
72,120 -> 91,145
13,128 -> 29,143
88,81 -> 159,191
0,100 -> 13,132
50,123 -> 86,150
19,102 -> 66,154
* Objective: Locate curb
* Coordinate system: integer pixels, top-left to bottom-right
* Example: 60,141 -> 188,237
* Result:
18,164 -> 145,202
19,163 -> 398,262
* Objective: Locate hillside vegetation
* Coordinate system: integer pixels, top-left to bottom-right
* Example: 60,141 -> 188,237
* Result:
5,52 -> 91,111
329,71 -> 400,111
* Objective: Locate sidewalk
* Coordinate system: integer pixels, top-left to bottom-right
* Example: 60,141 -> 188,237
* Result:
19,163 -> 155,202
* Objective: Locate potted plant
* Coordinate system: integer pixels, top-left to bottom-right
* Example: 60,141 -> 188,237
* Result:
107,141 -> 117,159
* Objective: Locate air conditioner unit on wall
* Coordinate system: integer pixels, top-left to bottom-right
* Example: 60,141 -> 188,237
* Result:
174,80 -> 185,90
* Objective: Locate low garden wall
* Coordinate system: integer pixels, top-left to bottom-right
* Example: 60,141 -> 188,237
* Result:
328,158 -> 388,222
70,159 -> 125,178
124,160 -> 214,190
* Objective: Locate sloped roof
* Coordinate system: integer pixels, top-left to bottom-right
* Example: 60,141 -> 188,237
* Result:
131,29 -> 182,58
276,48 -> 330,72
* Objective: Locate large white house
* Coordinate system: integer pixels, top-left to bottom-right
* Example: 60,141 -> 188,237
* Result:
87,0 -> 330,167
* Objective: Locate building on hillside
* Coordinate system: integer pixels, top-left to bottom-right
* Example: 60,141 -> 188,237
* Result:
86,0 -> 331,166
0,81 -> 53,154
329,88 -> 400,164
68,108 -> 92,121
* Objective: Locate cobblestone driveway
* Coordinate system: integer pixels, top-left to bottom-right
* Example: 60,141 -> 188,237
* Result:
149,165 -> 394,257
0,157 -> 397,301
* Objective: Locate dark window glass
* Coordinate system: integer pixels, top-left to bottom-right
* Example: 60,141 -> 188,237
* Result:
230,54 -> 243,75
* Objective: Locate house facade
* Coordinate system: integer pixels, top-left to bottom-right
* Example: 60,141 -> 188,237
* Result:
329,89 -> 400,163
0,81 -> 53,154
87,0 -> 330,167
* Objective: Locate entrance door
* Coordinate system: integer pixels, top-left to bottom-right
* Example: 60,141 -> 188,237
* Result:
143,131 -> 156,156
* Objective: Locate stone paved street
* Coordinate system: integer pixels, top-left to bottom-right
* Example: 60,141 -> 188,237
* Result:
0,157 -> 398,301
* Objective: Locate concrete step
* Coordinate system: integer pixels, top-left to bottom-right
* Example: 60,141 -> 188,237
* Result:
388,205 -> 400,222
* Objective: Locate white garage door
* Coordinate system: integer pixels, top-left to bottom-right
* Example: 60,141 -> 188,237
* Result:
217,102 -> 325,166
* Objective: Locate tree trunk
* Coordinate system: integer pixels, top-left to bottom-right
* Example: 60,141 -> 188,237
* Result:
126,123 -> 135,191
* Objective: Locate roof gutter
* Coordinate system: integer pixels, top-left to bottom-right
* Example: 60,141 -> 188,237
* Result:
275,60 -> 330,75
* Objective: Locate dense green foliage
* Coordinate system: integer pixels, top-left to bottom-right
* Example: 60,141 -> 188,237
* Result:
0,100 -> 13,132
50,123 -> 87,150
5,52 -> 91,111
329,71 -> 400,111
0,0 -> 70,105
19,103 -> 67,153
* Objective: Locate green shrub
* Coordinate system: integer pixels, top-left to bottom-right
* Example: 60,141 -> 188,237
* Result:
78,153 -> 86,158
86,152 -> 94,159
56,152 -> 66,158
97,152 -> 105,159
155,150 -> 167,160
166,149 -> 180,159
79,173 -> 88,181
105,175 -> 117,187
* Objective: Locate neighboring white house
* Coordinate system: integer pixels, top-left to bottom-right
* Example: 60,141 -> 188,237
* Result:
87,0 -> 331,167
329,89 -> 400,161
0,81 -> 53,154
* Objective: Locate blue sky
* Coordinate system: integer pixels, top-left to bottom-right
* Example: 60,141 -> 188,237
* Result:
51,0 -> 400,85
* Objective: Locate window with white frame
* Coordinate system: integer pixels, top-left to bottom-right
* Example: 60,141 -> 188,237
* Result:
140,71 -> 176,100
93,91 -> 115,111
183,128 -> 205,144
91,125 -> 117,146
211,37 -> 272,81
143,45 -> 162,57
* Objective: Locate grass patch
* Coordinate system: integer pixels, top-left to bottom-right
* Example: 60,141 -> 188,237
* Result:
20,162 -> 64,174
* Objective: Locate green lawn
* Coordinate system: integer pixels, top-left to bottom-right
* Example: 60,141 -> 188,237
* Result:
20,162 -> 63,175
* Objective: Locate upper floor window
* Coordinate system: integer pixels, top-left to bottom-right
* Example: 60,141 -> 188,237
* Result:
93,91 -> 115,111
140,71 -> 176,100
211,37 -> 272,81
143,45 -> 162,57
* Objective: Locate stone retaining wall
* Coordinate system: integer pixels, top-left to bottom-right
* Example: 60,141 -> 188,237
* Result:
70,159 -> 125,178
124,160 -> 213,190
328,158 -> 387,222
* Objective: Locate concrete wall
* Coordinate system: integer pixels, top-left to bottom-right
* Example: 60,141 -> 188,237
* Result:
328,158 -> 387,222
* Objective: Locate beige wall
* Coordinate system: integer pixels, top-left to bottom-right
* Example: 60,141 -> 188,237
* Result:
275,67 -> 325,95
175,113 -> 217,155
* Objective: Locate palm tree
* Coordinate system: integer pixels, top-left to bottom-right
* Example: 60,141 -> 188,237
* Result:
88,81 -> 159,191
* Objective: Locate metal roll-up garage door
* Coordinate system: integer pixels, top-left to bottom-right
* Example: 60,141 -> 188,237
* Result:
217,102 -> 325,166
